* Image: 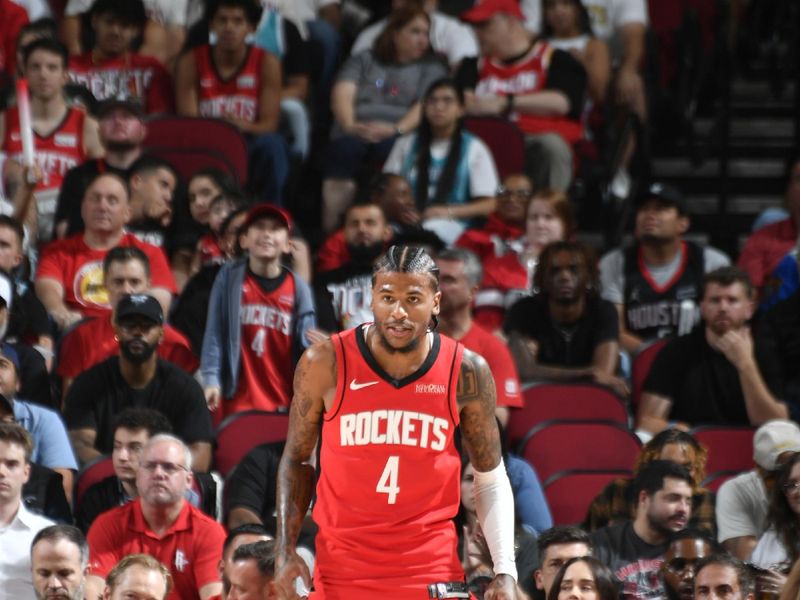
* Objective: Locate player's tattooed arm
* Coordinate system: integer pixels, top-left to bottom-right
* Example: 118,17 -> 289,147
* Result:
457,348 -> 502,472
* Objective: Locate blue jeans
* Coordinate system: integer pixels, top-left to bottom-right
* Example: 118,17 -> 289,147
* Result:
247,132 -> 290,205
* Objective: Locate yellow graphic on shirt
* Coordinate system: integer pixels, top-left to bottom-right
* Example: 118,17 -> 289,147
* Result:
73,260 -> 109,308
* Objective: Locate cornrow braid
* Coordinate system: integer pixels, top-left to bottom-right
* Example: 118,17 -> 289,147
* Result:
372,245 -> 440,329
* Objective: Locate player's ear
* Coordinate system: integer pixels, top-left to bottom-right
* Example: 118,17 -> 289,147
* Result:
432,290 -> 441,315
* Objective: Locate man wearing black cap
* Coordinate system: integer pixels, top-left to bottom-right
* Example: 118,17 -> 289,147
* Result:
599,183 -> 730,354
64,293 -> 213,471
200,204 -> 316,418
637,267 -> 786,436
54,98 -> 147,239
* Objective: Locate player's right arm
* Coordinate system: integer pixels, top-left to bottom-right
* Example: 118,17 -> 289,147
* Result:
274,340 -> 335,599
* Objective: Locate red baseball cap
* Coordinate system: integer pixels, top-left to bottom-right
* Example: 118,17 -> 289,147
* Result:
242,204 -> 292,232
461,0 -> 525,24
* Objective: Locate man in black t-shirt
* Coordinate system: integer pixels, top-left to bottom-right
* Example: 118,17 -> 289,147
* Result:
638,267 -> 786,436
504,240 -> 627,396
592,461 -> 693,600
64,294 -> 213,471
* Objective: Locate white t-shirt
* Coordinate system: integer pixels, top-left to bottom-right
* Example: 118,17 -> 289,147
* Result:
716,470 -> 769,544
750,528 -> 790,570
65,0 -> 189,27
352,11 -> 478,67
0,502 -> 54,600
383,133 -> 499,201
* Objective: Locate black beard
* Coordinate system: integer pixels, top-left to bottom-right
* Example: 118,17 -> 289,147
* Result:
347,241 -> 385,265
104,140 -> 139,153
120,339 -> 157,364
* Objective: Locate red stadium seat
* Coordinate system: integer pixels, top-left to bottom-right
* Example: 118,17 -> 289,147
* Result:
520,420 -> 642,483
74,456 -> 114,506
544,469 -> 633,526
464,116 -> 526,179
144,116 -> 249,185
507,384 -> 630,450
631,339 -> 667,414
214,410 -> 290,476
701,470 -> 742,494
690,426 -> 755,475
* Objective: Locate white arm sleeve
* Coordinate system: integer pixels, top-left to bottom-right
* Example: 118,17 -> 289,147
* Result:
472,458 -> 518,581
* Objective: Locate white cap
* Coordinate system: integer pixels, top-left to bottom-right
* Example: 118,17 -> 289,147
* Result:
754,420 -> 800,471
0,272 -> 13,310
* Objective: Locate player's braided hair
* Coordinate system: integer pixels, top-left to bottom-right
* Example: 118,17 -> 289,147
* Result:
372,245 -> 440,329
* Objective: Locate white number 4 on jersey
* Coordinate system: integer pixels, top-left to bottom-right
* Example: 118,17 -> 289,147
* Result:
376,456 -> 400,504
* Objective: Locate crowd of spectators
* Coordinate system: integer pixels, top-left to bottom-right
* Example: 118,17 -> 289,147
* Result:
0,0 -> 797,598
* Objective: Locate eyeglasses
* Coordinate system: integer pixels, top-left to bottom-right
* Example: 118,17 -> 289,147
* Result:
142,461 -> 189,475
783,481 -> 800,495
497,187 -> 533,199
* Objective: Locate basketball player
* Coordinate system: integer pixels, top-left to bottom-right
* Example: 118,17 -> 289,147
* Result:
1,38 -> 103,241
274,246 -> 519,600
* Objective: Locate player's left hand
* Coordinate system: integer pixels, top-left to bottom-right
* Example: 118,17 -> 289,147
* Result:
483,573 -> 520,600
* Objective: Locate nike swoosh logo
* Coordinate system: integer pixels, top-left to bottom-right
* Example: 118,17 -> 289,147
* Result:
349,379 -> 379,391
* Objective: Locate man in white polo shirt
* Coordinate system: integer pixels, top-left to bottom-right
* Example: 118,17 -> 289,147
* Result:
0,422 -> 53,599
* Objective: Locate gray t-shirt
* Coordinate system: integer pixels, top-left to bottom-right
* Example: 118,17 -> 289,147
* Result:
336,50 -> 447,126
716,470 -> 769,544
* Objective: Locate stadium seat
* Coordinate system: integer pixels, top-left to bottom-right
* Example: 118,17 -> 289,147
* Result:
544,469 -> 633,526
701,470 -> 742,494
690,425 -> 755,475
74,456 -> 114,506
144,116 -> 249,186
519,420 -> 642,483
464,116 -> 526,179
631,339 -> 668,414
507,384 -> 630,451
214,410 -> 290,477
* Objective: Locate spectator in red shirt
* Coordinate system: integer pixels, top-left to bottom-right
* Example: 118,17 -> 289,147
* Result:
35,172 -> 176,330
0,0 -> 28,77
58,245 -> 197,397
434,247 -> 522,427
68,0 -> 174,115
86,434 -> 225,600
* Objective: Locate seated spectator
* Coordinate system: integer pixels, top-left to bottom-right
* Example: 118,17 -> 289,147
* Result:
660,529 -> 715,600
35,173 -> 176,330
738,157 -> 800,307
54,98 -> 147,240
749,452 -> 800,577
352,0 -> 478,71
74,407 -> 171,532
64,294 -> 213,471
193,193 -> 243,272
175,0 -> 290,206
585,429 -> 716,537
101,553 -> 173,600
591,461 -> 694,600
30,525 -> 90,600
599,183 -> 730,355
542,0 -> 611,106
694,555 -> 755,600
228,540 -> 278,600
455,172 -> 532,263
0,423 -> 53,599
383,77 -> 498,244
637,267 -> 785,436
313,202 -> 393,333
68,0 -> 174,114
0,0 -> 28,77
0,344 -> 76,497
171,207 -> 249,355
505,240 -> 627,395
755,287 -> 800,418
86,435 -> 225,600
201,205 -> 315,417
321,6 -> 447,232
435,248 -> 522,426
716,420 -> 800,560
475,188 -> 573,332
125,156 -> 178,250
547,557 -> 619,600
1,38 -> 103,241
459,0 -> 586,192
534,526 -> 593,599
218,524 -> 271,600
22,462 -> 72,524
58,246 -> 197,397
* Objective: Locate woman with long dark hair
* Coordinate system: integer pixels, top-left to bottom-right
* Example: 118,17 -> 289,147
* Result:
751,452 -> 800,571
384,77 -> 498,244
547,556 -> 620,600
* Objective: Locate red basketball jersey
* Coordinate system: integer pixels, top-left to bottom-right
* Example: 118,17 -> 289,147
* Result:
3,105 -> 86,193
194,44 -> 263,123
313,325 -> 465,599
228,271 -> 295,416
475,41 -> 583,143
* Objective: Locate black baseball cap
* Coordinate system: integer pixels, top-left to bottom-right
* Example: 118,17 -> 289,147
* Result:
637,182 -> 688,215
115,294 -> 164,325
96,97 -> 145,119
